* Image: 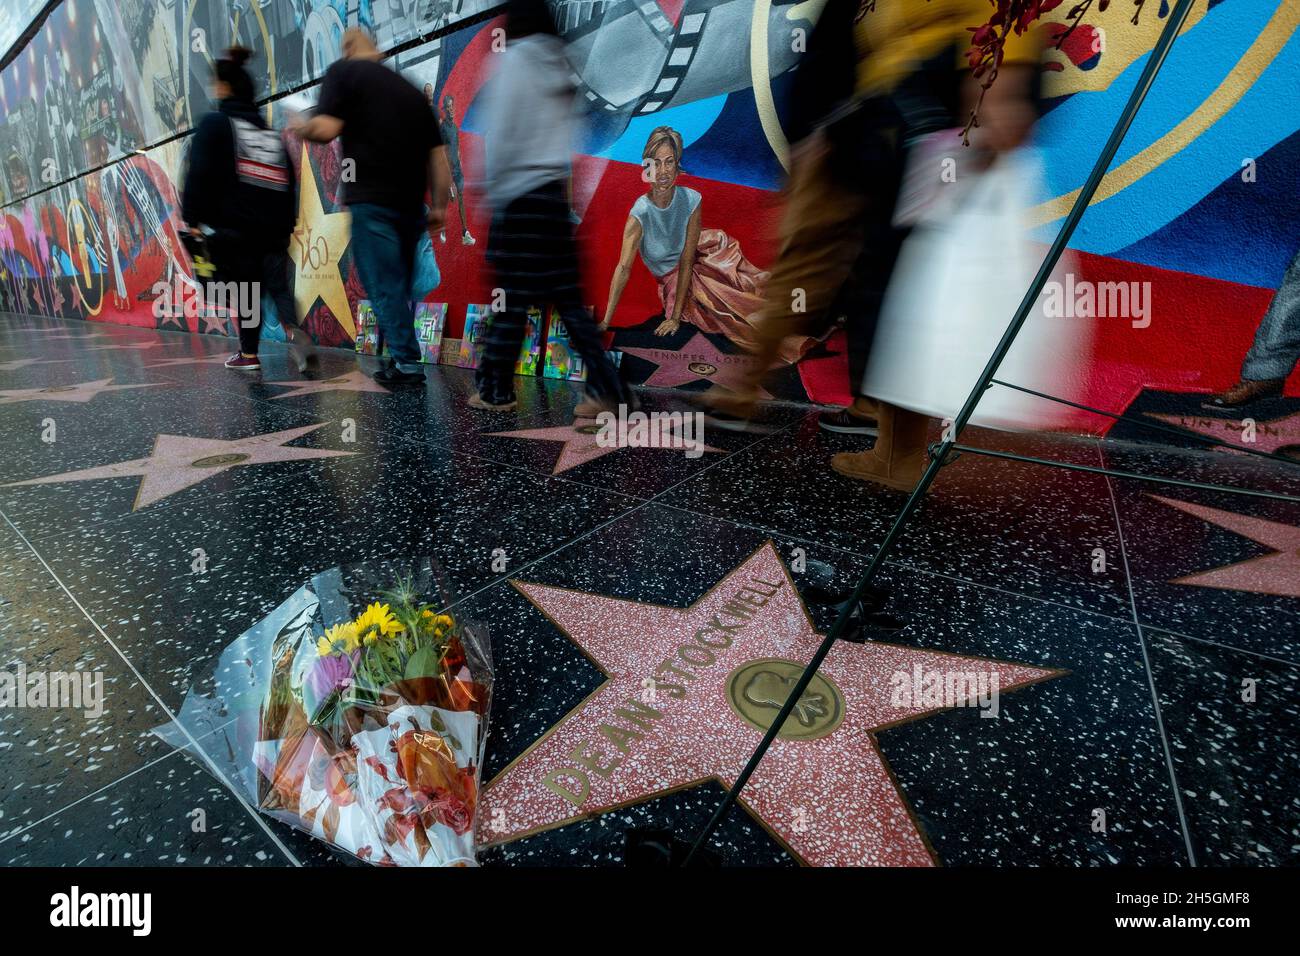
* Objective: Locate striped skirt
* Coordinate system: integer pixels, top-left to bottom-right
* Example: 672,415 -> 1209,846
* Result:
477,178 -> 626,406
485,179 -> 583,306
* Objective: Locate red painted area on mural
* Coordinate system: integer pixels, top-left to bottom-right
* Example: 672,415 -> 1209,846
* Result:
1069,251 -> 1291,423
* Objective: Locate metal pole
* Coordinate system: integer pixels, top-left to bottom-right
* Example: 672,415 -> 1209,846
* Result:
682,0 -> 1199,866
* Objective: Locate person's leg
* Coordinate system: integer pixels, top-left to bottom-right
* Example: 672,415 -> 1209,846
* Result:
453,171 -> 471,240
703,145 -> 867,418
260,247 -> 315,370
259,248 -> 299,333
235,282 -> 263,357
1207,246 -> 1300,409
474,304 -> 529,406
475,185 -> 566,407
831,402 -> 930,492
817,191 -> 905,433
557,302 -> 629,410
1243,246 -> 1300,382
349,203 -> 423,376
210,240 -> 261,366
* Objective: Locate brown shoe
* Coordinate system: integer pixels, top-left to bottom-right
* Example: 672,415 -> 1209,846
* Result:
831,403 -> 930,492
1202,379 -> 1284,411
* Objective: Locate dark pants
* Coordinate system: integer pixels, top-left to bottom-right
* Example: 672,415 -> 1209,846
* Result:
478,180 -> 627,406
349,202 -> 426,369
212,241 -> 298,355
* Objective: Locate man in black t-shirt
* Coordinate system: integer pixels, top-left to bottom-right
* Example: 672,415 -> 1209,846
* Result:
293,27 -> 449,385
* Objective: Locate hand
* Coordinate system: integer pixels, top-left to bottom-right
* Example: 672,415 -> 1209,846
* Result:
654,316 -> 681,337
426,205 -> 446,231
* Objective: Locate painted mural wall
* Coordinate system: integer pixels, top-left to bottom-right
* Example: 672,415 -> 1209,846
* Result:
0,0 -> 1297,452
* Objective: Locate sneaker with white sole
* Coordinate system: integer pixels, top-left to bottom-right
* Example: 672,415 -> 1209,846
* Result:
225,353 -> 260,370
817,407 -> 878,435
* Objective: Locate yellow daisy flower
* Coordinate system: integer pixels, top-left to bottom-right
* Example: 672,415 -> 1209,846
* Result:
354,602 -> 403,644
316,621 -> 360,657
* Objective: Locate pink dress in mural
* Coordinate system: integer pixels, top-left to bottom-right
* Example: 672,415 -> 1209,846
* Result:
631,187 -> 811,363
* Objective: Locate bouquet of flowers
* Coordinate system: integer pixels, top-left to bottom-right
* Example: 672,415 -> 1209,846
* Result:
156,558 -> 492,866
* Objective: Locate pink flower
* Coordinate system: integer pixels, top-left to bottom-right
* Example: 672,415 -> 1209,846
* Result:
308,651 -> 356,703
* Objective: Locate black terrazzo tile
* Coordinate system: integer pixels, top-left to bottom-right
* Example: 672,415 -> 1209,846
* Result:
440,389 -> 794,498
1105,389 -> 1300,498
0,750 -> 296,866
657,416 -> 1130,616
0,525 -> 169,839
869,561 -> 1188,866
3,315 -> 1290,870
463,503 -> 1184,866
1144,628 -> 1300,865
199,352 -> 803,499
26,441 -> 636,710
0,384 -> 341,539
477,782 -> 795,867
1105,481 -> 1300,661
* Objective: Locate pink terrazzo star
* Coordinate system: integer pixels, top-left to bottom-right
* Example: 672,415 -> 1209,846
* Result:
3,423 -> 356,510
84,342 -> 158,352
0,378 -> 163,405
478,542 -> 1060,866
265,369 -> 390,398
1147,410 -> 1300,457
486,416 -> 721,474
1150,495 -> 1300,598
620,332 -> 773,397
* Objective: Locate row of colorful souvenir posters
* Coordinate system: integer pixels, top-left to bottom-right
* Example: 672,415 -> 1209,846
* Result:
354,302 -> 621,382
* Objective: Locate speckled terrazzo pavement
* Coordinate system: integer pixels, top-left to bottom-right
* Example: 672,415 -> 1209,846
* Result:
0,313 -> 1296,867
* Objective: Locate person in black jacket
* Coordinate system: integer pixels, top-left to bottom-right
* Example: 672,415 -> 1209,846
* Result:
181,47 -> 307,371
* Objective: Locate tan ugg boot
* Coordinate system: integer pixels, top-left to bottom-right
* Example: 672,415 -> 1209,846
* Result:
830,402 -> 931,492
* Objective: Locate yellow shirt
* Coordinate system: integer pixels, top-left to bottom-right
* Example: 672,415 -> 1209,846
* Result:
854,0 -> 1042,96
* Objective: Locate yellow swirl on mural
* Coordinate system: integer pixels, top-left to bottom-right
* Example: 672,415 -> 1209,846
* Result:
1029,1 -> 1300,226
751,0 -> 789,171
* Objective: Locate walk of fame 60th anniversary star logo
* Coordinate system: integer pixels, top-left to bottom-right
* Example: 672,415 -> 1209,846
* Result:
478,542 -> 1063,866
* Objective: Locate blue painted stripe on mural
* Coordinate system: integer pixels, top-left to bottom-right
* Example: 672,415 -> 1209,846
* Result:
586,94 -> 729,162
1030,0 -> 1299,285
1112,128 -> 1300,289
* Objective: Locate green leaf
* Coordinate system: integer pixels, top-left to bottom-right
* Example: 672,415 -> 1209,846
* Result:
404,645 -> 443,681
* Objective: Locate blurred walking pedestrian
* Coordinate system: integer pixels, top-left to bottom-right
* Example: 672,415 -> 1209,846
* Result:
471,0 -> 630,414
703,0 -> 1039,491
181,47 -> 304,371
294,28 -> 449,386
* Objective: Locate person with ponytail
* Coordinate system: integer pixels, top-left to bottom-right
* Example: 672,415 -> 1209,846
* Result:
181,47 -> 306,371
